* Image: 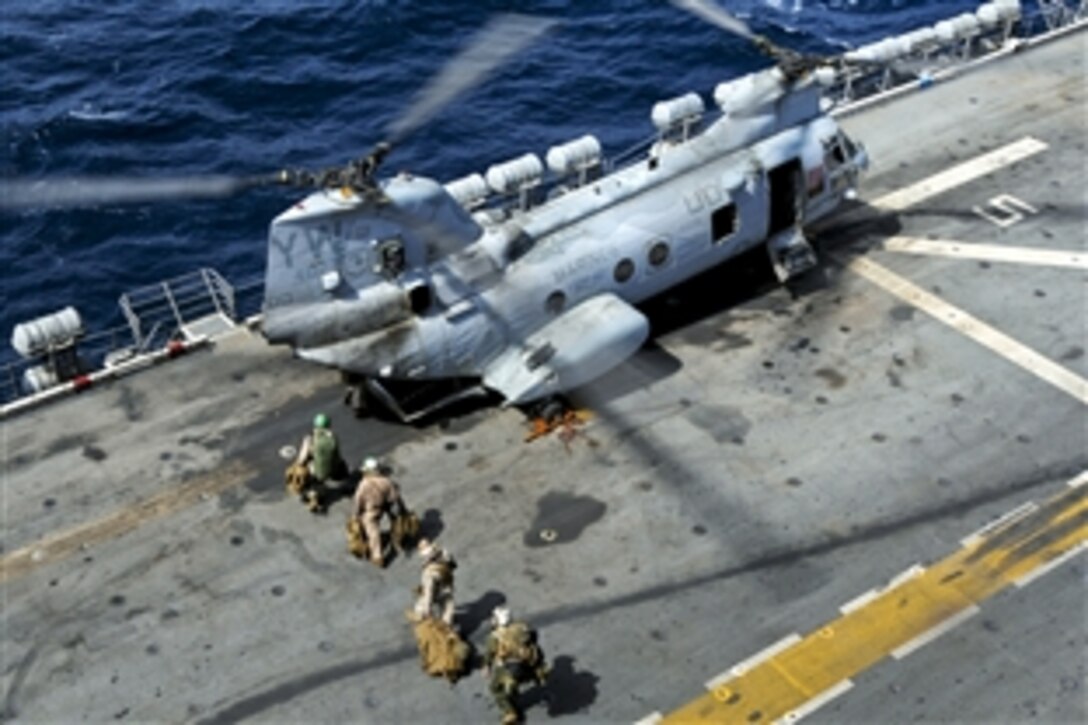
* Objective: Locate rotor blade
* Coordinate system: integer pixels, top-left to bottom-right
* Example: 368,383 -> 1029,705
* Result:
0,173 -> 281,211
669,0 -> 757,43
383,13 -> 556,147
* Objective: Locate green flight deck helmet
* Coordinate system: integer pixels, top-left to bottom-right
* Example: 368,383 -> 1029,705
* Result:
313,413 -> 330,429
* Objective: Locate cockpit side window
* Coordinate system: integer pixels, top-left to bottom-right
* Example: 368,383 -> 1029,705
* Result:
823,135 -> 846,167
825,130 -> 858,168
376,237 -> 406,279
831,141 -> 846,165
839,131 -> 858,159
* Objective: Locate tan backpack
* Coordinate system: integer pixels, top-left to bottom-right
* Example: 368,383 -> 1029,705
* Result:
345,518 -> 369,559
413,618 -> 470,683
496,622 -> 543,667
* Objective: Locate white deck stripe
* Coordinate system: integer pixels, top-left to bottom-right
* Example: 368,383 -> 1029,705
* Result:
887,563 -> 925,589
883,237 -> 1088,270
705,633 -> 803,688
846,256 -> 1088,405
773,679 -> 855,724
704,669 -> 736,691
1013,541 -> 1088,589
890,605 -> 981,660
841,564 -> 924,613
870,137 -> 1049,212
839,588 -> 881,615
633,711 -> 663,724
961,501 -> 1040,548
1069,471 -> 1088,489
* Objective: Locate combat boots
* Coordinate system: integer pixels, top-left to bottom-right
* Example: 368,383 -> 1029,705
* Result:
304,488 -> 327,515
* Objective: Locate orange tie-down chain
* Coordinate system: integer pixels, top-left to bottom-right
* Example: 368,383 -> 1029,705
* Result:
524,408 -> 594,443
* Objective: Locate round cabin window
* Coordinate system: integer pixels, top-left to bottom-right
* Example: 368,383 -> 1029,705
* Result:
545,290 -> 567,315
614,258 -> 635,283
648,240 -> 670,267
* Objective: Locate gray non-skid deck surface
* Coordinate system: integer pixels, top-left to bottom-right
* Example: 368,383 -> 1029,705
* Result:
2,28 -> 1085,724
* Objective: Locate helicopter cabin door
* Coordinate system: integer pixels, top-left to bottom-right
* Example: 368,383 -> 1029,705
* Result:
767,159 -> 802,236
765,158 -> 818,282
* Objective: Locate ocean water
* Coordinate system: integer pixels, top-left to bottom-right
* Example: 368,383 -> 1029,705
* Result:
1,0 -> 995,362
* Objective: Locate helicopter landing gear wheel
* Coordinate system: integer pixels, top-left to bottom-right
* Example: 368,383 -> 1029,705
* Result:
524,395 -> 587,443
343,382 -> 371,418
531,396 -> 567,425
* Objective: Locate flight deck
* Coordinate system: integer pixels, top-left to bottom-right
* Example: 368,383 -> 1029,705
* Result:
2,19 -> 1086,725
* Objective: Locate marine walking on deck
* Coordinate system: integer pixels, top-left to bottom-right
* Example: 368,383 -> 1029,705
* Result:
484,606 -> 549,724
349,457 -> 407,567
414,537 -> 457,626
289,413 -> 347,514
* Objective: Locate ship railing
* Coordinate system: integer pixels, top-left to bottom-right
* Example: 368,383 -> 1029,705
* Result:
1,269 -> 266,406
233,276 -> 266,321
1034,0 -> 1086,29
116,269 -> 265,354
830,0 -> 1087,105
0,323 -> 137,405
119,267 -> 239,349
1,361 -> 21,405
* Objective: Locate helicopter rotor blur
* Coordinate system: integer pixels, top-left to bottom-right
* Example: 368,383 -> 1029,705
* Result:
254,0 -> 871,421
671,0 -> 890,80
2,2 -> 872,423
0,14 -> 555,211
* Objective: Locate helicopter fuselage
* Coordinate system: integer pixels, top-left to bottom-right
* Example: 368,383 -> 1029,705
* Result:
260,69 -> 867,409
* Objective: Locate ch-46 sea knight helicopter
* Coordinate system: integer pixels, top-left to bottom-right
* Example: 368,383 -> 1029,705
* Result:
3,1 -> 872,422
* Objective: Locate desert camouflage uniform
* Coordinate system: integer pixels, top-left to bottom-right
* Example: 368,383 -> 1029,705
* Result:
351,471 -> 402,566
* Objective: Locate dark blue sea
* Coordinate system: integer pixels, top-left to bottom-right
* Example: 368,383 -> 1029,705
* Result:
1,0 -> 1001,363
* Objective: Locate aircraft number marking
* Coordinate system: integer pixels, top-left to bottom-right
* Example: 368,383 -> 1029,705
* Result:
683,183 -> 726,215
972,193 -> 1039,228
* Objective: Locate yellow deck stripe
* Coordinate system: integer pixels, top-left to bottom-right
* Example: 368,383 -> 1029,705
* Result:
662,481 -> 1087,724
0,460 -> 255,584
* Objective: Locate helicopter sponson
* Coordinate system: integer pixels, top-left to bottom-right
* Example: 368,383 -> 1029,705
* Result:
258,64 -> 868,419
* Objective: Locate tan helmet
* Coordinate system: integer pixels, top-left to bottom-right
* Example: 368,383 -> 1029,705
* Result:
362,457 -> 380,474
492,606 -> 511,627
417,537 -> 436,560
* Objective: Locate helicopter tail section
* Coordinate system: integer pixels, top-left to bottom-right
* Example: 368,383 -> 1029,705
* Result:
483,293 -> 649,405
261,175 -> 482,348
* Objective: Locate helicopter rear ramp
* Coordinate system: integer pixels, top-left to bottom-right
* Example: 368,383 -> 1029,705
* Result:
2,21 -> 1086,725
